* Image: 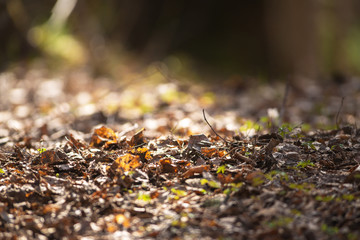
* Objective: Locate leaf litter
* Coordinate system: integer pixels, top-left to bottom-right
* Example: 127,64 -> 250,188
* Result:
0,69 -> 360,239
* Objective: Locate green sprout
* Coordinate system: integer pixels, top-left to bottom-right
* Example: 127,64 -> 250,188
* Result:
321,224 -> 339,235
288,182 -> 314,192
223,182 -> 243,195
342,194 -> 355,201
302,141 -> 316,150
200,179 -> 221,189
278,123 -> 293,138
37,148 -> 47,154
200,179 -> 208,185
315,195 -> 334,202
0,168 -> 5,174
216,165 -> 226,174
137,192 -> 152,202
265,170 -> 289,182
240,120 -> 262,134
297,160 -> 315,169
171,188 -> 187,199
199,189 -> 207,195
267,216 -> 293,229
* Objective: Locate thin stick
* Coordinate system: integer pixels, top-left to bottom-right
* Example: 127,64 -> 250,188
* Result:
202,109 -> 228,144
335,97 -> 345,129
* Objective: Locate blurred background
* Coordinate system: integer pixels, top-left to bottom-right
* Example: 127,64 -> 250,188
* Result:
1,0 -> 360,136
1,0 -> 360,82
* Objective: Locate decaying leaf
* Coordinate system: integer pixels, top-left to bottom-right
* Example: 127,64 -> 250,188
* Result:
67,133 -> 87,149
128,128 -> 146,147
90,126 -> 117,148
40,150 -> 61,164
186,134 -> 211,152
114,154 -> 141,172
201,147 -> 218,158
160,158 -> 178,173
131,147 -> 152,161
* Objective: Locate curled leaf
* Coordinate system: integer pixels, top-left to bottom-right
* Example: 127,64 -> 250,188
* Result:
90,126 -> 117,148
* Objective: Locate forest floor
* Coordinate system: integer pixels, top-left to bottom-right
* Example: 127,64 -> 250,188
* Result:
0,67 -> 360,239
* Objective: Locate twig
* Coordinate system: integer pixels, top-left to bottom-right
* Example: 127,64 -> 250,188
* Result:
335,97 -> 345,129
279,81 -> 290,127
202,109 -> 228,144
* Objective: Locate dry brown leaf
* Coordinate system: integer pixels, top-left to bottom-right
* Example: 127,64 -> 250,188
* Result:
90,126 -> 117,147
128,128 -> 146,147
181,165 -> 210,179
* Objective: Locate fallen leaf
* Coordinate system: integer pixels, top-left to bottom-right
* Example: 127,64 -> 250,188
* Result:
160,158 -> 178,173
128,128 -> 146,147
90,126 -> 117,147
182,165 -> 210,179
114,214 -> 130,228
114,154 -> 141,172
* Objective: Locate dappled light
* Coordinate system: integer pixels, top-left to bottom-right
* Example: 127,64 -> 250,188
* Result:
1,1 -> 360,239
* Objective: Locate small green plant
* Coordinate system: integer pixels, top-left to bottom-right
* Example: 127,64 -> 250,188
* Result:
315,195 -> 334,202
297,160 -> 315,168
288,182 -> 314,192
321,223 -> 339,235
56,173 -> 60,178
0,168 -> 5,174
260,116 -> 271,126
278,123 -> 293,138
37,148 -> 47,154
199,189 -> 207,195
223,182 -> 243,195
252,176 -> 265,187
240,120 -> 262,134
302,141 -> 316,150
171,219 -> 187,228
124,171 -> 135,176
291,209 -> 302,216
342,194 -> 355,201
171,188 -> 187,200
347,233 -> 359,240
267,216 -> 293,229
201,179 -> 221,189
265,170 -> 289,182
330,144 -> 344,151
216,165 -> 226,174
137,192 -> 152,202
200,179 -> 208,185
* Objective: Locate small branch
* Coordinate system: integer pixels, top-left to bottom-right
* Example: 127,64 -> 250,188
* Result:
335,97 -> 345,129
202,109 -> 228,144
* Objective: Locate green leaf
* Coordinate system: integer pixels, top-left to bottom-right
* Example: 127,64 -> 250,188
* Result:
137,192 -> 152,202
171,188 -> 187,197
216,165 -> 226,174
200,179 -> 208,185
207,180 -> 221,189
37,148 -> 47,154
297,160 -> 315,168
